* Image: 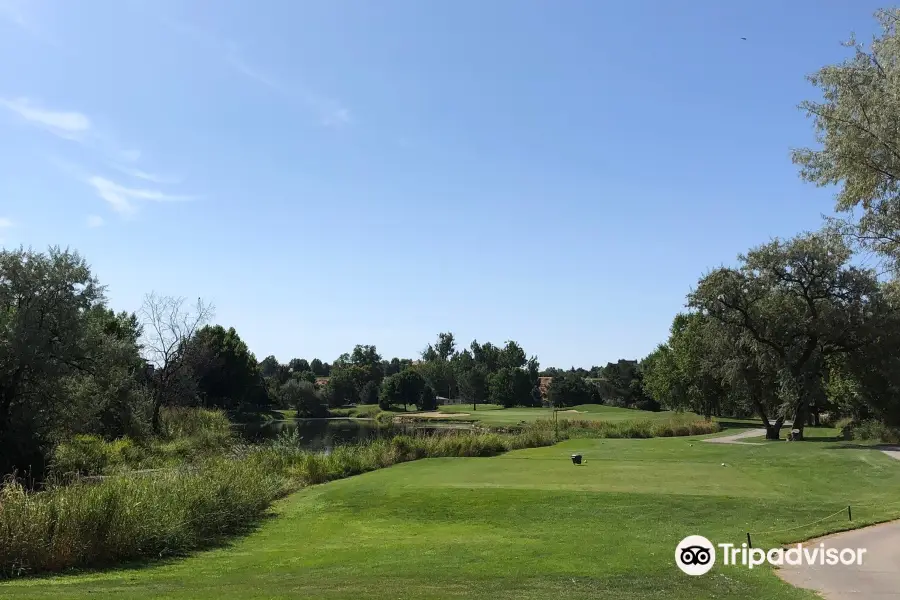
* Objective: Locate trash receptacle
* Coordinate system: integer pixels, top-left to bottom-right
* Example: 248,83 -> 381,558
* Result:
571,454 -> 582,465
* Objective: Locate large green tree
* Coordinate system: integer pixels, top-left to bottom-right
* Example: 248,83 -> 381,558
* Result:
453,350 -> 488,410
65,308 -> 152,440
259,355 -> 281,379
280,379 -> 326,418
793,9 -> 900,272
309,358 -> 328,376
488,367 -> 532,408
288,358 -> 310,374
187,325 -> 268,412
379,369 -> 426,411
419,333 -> 458,398
0,248 -> 110,475
642,314 -> 732,420
349,344 -> 384,385
690,231 -> 886,439
547,372 -> 592,408
321,366 -> 364,408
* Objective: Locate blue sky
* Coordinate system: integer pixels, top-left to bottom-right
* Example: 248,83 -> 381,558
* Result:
0,0 -> 887,368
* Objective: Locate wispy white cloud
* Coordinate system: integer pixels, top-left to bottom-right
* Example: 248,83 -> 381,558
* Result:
227,48 -> 352,127
86,176 -> 194,218
0,97 -> 91,140
86,215 -> 105,228
13,104 -> 192,218
225,47 -> 283,92
111,163 -> 181,184
1,97 -> 144,165
166,19 -> 352,128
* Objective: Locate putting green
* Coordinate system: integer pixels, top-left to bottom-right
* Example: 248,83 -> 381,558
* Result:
4,428 -> 899,599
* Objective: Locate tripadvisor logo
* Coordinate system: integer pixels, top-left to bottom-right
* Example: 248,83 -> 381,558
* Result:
675,535 -> 868,575
675,535 -> 716,575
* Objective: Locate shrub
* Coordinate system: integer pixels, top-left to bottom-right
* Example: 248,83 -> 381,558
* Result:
844,419 -> 900,444
544,416 -> 720,439
834,417 -> 854,438
375,411 -> 396,426
159,407 -> 232,443
280,380 -> 326,418
633,398 -> 661,412
358,380 -> 380,405
52,436 -> 141,476
418,385 -> 437,411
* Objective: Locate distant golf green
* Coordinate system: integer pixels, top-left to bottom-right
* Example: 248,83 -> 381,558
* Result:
428,404 -> 704,426
6,427 -> 900,599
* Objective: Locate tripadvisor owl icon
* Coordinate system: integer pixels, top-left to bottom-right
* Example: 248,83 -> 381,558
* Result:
675,535 -> 716,576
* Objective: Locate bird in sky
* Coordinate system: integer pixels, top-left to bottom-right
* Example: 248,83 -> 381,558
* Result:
741,37 -> 747,40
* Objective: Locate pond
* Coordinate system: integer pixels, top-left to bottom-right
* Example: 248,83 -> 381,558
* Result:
235,418 -> 473,452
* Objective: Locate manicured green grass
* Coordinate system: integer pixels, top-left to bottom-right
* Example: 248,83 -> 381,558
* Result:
434,403 -> 703,426
5,427 -> 900,599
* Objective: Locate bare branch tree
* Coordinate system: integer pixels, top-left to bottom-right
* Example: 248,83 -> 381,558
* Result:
139,293 -> 214,432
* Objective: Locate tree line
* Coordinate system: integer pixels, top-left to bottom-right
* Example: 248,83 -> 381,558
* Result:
263,334 -> 546,416
0,243 -> 657,478
0,252 -> 607,479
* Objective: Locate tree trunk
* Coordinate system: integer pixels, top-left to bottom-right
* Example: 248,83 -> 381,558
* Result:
814,409 -> 821,427
790,403 -> 807,441
765,416 -> 785,440
151,397 -> 163,433
0,388 -> 12,439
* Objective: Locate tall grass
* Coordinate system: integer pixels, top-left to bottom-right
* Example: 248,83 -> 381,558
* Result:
0,427 -> 556,578
527,415 -> 721,439
0,460 -> 285,578
159,407 -> 233,445
52,435 -> 143,476
244,425 -> 558,486
51,408 -> 234,476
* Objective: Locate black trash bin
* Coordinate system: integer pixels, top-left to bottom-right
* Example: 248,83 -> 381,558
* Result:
571,454 -> 582,465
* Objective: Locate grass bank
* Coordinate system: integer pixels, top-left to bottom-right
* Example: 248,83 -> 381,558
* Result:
4,427 -> 899,599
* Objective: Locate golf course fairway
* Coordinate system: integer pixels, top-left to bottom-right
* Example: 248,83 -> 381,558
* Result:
4,428 -> 900,600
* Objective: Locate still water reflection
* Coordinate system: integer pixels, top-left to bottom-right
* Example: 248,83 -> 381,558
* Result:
235,418 -> 471,452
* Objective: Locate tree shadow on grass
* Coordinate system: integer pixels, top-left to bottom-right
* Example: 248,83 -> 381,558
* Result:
796,436 -> 845,443
823,443 -> 900,451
